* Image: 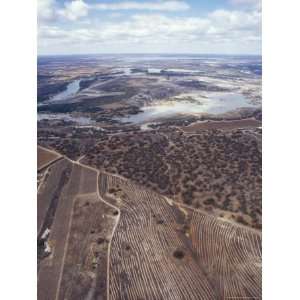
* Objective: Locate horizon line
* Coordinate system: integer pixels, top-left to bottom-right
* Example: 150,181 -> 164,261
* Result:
38,52 -> 262,57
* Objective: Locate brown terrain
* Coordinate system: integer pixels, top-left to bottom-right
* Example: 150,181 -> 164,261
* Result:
37,158 -> 118,300
81,127 -> 262,229
101,172 -> 261,300
37,152 -> 261,299
183,118 -> 261,132
37,55 -> 262,299
38,145 -> 61,170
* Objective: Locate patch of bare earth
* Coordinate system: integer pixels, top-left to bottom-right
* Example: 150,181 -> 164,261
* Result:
37,161 -> 117,300
183,118 -> 261,132
38,145 -> 61,170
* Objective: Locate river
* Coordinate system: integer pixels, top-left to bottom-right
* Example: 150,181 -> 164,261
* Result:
49,79 -> 81,102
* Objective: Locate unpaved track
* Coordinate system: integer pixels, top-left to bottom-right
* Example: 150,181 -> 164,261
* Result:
75,160 -> 121,300
101,173 -> 261,300
38,145 -> 62,171
37,154 -> 120,300
38,148 -> 261,300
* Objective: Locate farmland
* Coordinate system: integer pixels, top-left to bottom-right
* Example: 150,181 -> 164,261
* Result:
37,157 -> 261,299
37,159 -> 118,300
38,145 -> 61,170
101,172 -> 261,299
37,54 -> 262,299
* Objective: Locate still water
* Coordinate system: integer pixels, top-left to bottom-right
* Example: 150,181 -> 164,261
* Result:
50,79 -> 81,102
118,92 -> 256,124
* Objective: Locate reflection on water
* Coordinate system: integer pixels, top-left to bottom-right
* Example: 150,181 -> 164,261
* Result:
118,92 -> 256,124
50,79 -> 81,102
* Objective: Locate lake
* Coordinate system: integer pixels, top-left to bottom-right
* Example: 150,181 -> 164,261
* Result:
118,92 -> 257,124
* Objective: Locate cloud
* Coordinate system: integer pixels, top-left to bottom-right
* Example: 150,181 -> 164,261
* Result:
38,1 -> 189,23
38,0 -> 57,21
92,1 -> 190,12
38,1 -> 261,54
38,0 -> 89,22
108,13 -> 124,18
209,9 -> 261,32
38,0 -> 190,23
58,0 -> 89,21
229,0 -> 261,9
39,25 -> 69,39
39,7 -> 261,54
230,0 -> 259,4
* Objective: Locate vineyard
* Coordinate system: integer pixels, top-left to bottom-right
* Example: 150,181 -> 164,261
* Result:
37,150 -> 261,299
100,172 -> 262,300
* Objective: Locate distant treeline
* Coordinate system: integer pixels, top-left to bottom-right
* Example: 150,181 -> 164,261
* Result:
37,81 -> 69,103
38,101 -> 103,113
79,77 -> 97,91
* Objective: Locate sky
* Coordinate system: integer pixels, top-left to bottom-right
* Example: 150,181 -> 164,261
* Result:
38,0 -> 261,55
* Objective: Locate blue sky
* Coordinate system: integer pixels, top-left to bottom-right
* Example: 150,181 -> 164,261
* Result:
38,0 -> 261,55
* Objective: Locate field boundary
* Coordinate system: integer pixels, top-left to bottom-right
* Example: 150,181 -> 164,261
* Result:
38,146 -> 261,300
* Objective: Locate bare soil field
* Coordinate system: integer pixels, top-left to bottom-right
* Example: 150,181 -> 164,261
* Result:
183,118 -> 261,132
37,160 -> 117,300
38,145 -> 61,170
99,172 -> 261,300
37,158 -> 73,236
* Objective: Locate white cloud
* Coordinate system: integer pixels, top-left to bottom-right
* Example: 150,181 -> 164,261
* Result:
230,0 -> 260,4
93,1 -> 190,12
38,0 -> 56,21
39,25 -> 69,39
229,0 -> 261,10
38,0 -> 190,23
38,0 -> 89,22
39,7 -> 261,55
209,9 -> 261,32
38,1 -> 261,55
108,13 -> 124,18
58,0 -> 89,21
